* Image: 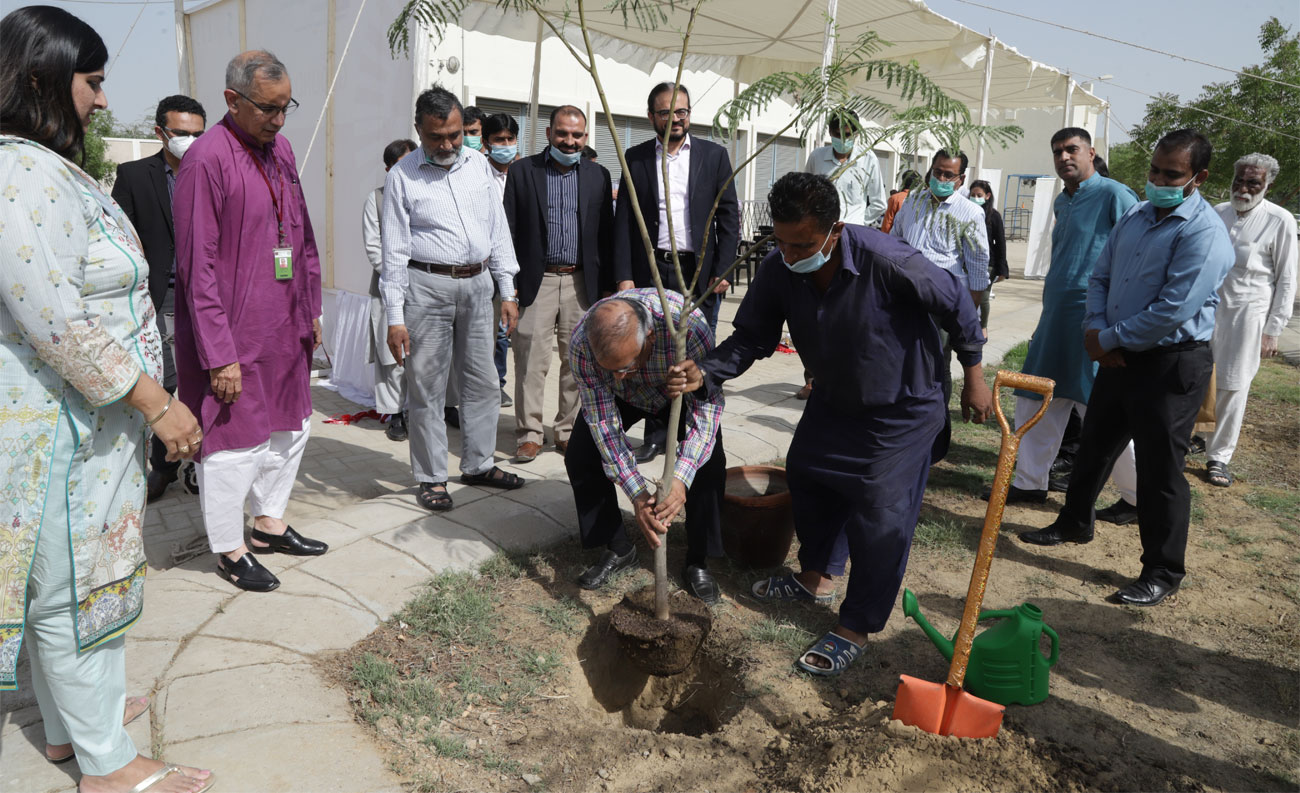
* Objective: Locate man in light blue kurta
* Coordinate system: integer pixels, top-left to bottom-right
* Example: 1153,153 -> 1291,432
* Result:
1006,128 -> 1139,506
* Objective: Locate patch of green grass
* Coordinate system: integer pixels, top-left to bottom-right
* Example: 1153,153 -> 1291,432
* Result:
423,734 -> 470,759
397,571 -> 496,646
479,552 -> 526,581
743,618 -> 816,655
1243,548 -> 1266,562
349,652 -> 456,728
1250,362 -> 1300,405
998,340 -> 1031,371
1022,572 -> 1059,592
1244,488 -> 1300,533
913,515 -> 973,555
481,751 -> 522,776
527,597 -> 583,636
1189,486 -> 1206,525
1218,524 -> 1254,546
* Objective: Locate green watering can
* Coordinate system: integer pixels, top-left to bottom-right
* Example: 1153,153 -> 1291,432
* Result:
902,588 -> 1059,706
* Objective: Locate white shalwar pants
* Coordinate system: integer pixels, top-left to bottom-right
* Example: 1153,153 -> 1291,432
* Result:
196,417 -> 311,553
1012,396 -> 1137,504
1206,387 -> 1248,464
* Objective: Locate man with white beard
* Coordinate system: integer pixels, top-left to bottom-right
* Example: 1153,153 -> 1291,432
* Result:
1202,153 -> 1296,487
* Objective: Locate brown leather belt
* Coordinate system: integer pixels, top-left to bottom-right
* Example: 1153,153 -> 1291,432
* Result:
545,264 -> 580,274
408,260 -> 483,278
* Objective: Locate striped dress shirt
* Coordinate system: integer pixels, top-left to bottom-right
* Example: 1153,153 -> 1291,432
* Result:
570,289 -> 723,501
889,188 -> 991,291
545,158 -> 580,265
379,146 -> 520,325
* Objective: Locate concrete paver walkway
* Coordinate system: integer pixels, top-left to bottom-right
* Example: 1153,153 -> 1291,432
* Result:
2,250 -> 1049,793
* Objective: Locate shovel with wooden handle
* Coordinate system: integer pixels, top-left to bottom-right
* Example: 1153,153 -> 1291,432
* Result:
893,370 -> 1055,738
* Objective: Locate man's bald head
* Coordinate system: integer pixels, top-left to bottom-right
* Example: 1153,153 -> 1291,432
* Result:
589,298 -> 651,373
225,50 -> 288,93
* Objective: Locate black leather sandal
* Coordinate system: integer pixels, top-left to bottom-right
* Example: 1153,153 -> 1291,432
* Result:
217,552 -> 280,592
418,482 -> 454,511
460,466 -> 525,490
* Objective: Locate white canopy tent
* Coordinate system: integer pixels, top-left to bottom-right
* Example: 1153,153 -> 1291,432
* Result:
177,0 -> 1098,400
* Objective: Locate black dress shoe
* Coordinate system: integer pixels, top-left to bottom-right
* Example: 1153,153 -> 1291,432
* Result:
445,406 -> 461,429
634,442 -> 662,464
1019,521 -> 1094,546
1188,435 -> 1206,455
577,547 -> 637,590
386,412 -> 408,442
1095,498 -> 1138,525
250,526 -> 329,556
682,565 -> 720,605
181,463 -> 200,495
982,484 -> 1048,504
1048,471 -> 1070,492
146,468 -> 178,504
217,553 -> 280,592
1112,578 -> 1179,606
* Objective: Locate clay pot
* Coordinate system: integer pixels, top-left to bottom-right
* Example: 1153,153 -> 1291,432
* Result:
720,465 -> 794,568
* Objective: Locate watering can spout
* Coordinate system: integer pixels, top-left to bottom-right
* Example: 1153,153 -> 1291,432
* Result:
902,588 -> 954,661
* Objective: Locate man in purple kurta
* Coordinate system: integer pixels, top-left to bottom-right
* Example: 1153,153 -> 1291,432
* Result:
173,50 -> 329,593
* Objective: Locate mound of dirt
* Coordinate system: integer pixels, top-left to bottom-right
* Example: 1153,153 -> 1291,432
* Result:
610,586 -> 712,676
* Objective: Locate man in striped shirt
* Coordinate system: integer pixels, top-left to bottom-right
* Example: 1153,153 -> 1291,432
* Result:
889,149 -> 989,406
380,85 -> 524,512
565,290 -> 726,604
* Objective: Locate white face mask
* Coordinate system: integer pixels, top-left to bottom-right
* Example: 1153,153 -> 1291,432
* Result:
1230,190 -> 1265,213
165,133 -> 196,160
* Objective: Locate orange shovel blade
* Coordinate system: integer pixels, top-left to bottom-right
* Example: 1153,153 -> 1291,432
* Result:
893,675 -> 1005,738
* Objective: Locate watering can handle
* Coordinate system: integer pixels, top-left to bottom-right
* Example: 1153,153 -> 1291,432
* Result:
1042,623 -> 1060,667
976,608 -> 1016,622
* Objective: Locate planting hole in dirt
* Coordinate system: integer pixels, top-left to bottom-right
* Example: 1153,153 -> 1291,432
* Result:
574,611 -> 742,737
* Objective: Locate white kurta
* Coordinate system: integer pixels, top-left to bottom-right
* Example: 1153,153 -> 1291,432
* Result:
1211,199 -> 1297,390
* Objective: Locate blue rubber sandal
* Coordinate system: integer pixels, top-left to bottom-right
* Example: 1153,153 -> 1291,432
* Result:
797,631 -> 864,676
751,573 -> 835,604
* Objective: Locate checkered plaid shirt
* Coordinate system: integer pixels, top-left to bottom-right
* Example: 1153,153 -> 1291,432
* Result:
570,288 -> 723,501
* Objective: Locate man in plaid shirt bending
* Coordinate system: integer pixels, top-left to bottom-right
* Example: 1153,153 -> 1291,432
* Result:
564,289 -> 726,604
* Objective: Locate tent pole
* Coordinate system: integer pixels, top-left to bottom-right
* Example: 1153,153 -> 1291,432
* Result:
527,15 -> 544,155
818,0 -> 838,143
1061,73 -> 1074,127
324,0 -> 336,291
1101,102 -> 1110,161
974,37 -> 995,175
173,0 -> 189,94
238,0 -> 247,50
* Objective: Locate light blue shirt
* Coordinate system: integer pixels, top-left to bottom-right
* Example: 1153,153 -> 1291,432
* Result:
379,146 -> 519,325
1086,190 -> 1234,352
889,188 -> 991,291
804,144 -> 887,225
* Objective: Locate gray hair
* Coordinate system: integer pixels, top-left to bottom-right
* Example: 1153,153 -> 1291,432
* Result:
588,298 -> 650,362
1234,152 -> 1279,185
225,50 -> 288,93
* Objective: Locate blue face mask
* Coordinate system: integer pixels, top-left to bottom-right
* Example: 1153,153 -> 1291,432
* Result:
463,135 -> 482,151
929,175 -> 958,198
971,196 -> 986,206
488,144 -> 517,164
1145,173 -> 1198,208
782,225 -> 836,274
549,146 -> 582,167
830,136 -> 853,155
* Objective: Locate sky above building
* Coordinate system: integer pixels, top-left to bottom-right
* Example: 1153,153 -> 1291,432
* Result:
10,0 -> 1299,144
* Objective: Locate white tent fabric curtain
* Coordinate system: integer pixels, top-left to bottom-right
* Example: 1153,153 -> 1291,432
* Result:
320,289 -> 378,407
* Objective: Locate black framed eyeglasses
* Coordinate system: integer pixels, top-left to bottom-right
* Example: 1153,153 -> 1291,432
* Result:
232,89 -> 299,117
653,108 -> 691,121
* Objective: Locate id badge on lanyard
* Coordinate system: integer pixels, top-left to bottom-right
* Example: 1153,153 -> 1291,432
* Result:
274,246 -> 294,280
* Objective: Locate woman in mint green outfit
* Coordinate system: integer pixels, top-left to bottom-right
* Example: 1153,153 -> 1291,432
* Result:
0,7 -> 212,792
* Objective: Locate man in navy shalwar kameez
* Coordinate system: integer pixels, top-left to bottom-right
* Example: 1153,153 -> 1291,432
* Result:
671,173 -> 992,675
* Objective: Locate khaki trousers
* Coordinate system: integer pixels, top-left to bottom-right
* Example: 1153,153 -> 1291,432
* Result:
513,271 -> 589,446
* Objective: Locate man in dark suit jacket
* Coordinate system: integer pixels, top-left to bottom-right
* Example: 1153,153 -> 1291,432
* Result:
613,81 -> 740,462
503,106 -> 615,463
112,94 -> 207,502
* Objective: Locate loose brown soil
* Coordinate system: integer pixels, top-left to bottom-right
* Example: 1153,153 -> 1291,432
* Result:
330,358 -> 1300,792
610,586 -> 712,677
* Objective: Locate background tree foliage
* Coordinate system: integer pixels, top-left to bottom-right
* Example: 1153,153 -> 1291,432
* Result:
81,109 -> 116,183
1108,17 -> 1298,211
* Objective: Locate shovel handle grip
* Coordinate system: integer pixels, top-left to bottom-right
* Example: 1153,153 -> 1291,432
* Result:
947,370 -> 1054,689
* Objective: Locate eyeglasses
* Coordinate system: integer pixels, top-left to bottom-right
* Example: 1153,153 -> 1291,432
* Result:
162,127 -> 202,138
653,108 -> 691,121
232,89 -> 299,118
607,338 -> 651,374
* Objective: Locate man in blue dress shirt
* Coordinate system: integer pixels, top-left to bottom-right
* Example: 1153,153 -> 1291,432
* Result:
671,173 -> 992,674
1021,129 -> 1234,607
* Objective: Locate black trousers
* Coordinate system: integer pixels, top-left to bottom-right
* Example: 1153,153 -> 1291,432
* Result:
566,398 -> 725,567
1054,343 -> 1213,587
